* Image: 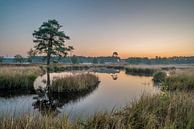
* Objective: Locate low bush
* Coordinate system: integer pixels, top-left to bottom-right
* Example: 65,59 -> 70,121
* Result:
153,71 -> 167,83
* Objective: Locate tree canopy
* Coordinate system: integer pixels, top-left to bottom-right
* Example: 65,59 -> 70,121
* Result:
32,19 -> 70,65
14,54 -> 23,63
112,52 -> 118,57
0,56 -> 3,63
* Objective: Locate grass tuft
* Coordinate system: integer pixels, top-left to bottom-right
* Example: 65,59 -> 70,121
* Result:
50,73 -> 99,93
162,74 -> 194,91
0,66 -> 41,91
125,67 -> 156,76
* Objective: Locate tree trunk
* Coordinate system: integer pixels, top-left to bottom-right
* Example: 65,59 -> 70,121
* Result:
46,42 -> 51,89
46,70 -> 50,89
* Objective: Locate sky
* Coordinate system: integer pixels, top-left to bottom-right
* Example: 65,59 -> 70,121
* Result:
0,0 -> 194,58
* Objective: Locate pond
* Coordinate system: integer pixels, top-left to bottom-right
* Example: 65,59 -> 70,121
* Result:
0,69 -> 160,120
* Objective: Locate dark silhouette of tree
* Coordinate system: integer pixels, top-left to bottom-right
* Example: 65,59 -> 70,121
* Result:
111,74 -> 118,80
27,48 -> 36,57
27,48 -> 36,63
112,52 -> 118,57
99,58 -> 105,64
67,46 -> 75,64
67,46 -> 74,56
14,54 -> 23,63
33,19 -> 70,65
112,52 -> 120,63
93,57 -> 98,64
71,55 -> 79,64
32,19 -> 70,87
0,56 -> 3,63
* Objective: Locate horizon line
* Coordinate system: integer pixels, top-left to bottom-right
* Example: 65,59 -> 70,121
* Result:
1,55 -> 194,59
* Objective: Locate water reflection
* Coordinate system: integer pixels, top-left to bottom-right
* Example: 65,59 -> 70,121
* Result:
90,67 -> 120,74
0,69 -> 160,119
111,74 -> 118,80
32,85 -> 99,116
32,69 -> 99,116
0,90 -> 35,98
32,90 -> 60,116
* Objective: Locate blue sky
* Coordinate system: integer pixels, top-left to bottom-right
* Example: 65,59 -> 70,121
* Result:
0,0 -> 194,57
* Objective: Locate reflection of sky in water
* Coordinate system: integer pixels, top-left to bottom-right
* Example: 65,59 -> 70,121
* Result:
0,71 -> 160,119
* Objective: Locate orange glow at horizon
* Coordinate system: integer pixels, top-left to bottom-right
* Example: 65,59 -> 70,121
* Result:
74,50 -> 194,58
1,0 -> 194,58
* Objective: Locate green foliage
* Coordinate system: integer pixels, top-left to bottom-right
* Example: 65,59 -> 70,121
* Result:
84,92 -> 194,129
14,54 -> 23,63
33,19 -> 70,65
50,74 -> 99,93
125,67 -> 156,76
67,46 -> 74,53
162,75 -> 194,91
27,57 -> 32,63
99,59 -> 105,64
93,57 -> 98,64
27,48 -> 37,63
27,48 -> 36,57
153,71 -> 167,83
0,56 -> 3,63
71,55 -> 79,64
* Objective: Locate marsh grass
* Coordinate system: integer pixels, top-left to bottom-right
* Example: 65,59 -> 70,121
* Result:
85,92 -> 194,129
1,92 -> 193,129
0,66 -> 42,91
125,67 -> 156,76
1,66 -> 194,129
162,74 -> 194,91
153,71 -> 167,83
50,73 -> 99,93
0,115 -> 74,129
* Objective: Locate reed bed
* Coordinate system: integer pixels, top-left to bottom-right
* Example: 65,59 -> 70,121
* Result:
1,92 -> 193,129
125,67 -> 156,76
0,66 -> 41,90
1,66 -> 194,129
162,74 -> 194,91
50,73 -> 99,93
86,92 -> 194,129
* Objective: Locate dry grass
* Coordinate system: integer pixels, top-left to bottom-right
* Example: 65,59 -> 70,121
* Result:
1,66 -> 194,129
0,92 -> 193,129
50,73 -> 99,93
125,67 -> 156,76
162,74 -> 194,91
0,66 -> 42,90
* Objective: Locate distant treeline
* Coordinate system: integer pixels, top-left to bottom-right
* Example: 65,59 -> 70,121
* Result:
0,56 -> 194,64
125,56 -> 194,64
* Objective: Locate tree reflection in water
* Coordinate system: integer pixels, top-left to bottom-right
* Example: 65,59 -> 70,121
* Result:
32,71 -> 99,116
111,74 -> 118,80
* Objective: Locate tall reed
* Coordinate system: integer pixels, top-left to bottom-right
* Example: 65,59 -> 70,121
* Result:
50,73 -> 99,93
1,92 -> 193,129
125,67 -> 156,76
0,66 -> 41,90
162,74 -> 194,91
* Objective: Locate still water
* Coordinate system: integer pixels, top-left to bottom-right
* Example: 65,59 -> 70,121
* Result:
0,70 -> 160,119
